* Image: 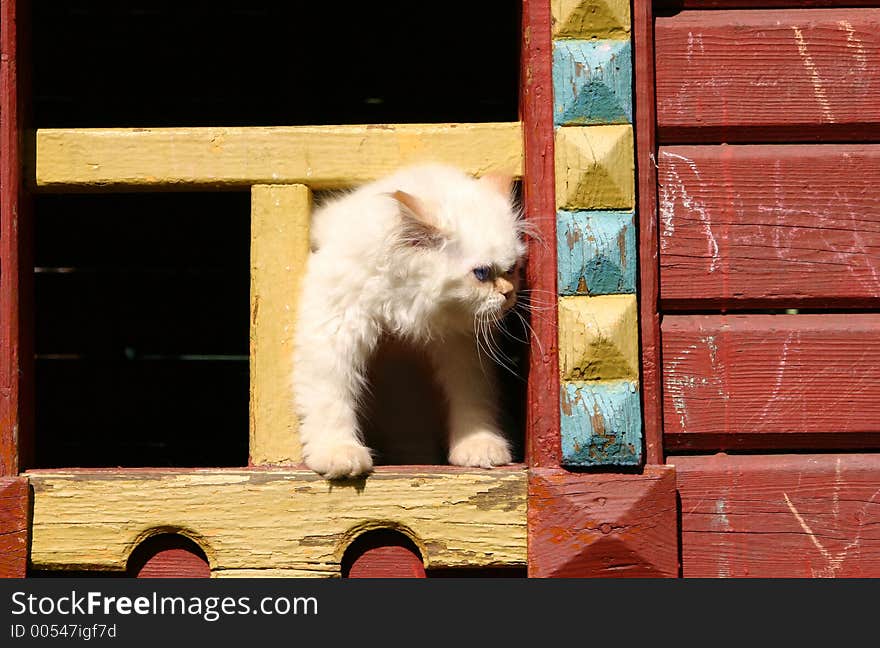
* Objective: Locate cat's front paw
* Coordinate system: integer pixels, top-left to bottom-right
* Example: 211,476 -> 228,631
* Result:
448,431 -> 512,469
304,442 -> 374,479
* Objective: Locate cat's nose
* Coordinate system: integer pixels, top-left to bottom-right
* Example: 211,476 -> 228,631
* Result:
496,277 -> 515,298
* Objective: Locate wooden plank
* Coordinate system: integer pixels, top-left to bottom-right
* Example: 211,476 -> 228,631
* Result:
633,0 -> 664,464
551,0 -> 631,39
659,145 -> 880,308
1,0 -> 32,475
558,295 -> 639,382
250,185 -> 310,466
560,380 -> 642,467
27,467 -> 527,574
553,40 -> 632,126
657,1 -> 880,7
35,122 -> 523,191
557,210 -> 636,296
0,478 -> 29,577
655,10 -> 880,142
671,453 -> 880,577
528,466 -> 677,577
522,0 -> 561,468
663,314 -> 880,451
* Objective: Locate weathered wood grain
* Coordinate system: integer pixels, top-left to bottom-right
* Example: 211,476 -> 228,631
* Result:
528,466 -> 677,577
35,123 -> 523,191
27,468 -> 527,575
634,0 -> 664,464
249,185 -> 311,466
551,0 -> 631,38
555,125 -> 634,210
655,10 -> 880,141
553,40 -> 632,126
671,453 -> 880,577
558,295 -> 639,381
1,0 -> 32,475
522,0 -> 561,468
657,0 -> 880,7
663,314 -> 880,451
557,210 -> 636,295
0,478 -> 28,577
659,145 -> 880,308
560,380 -> 642,467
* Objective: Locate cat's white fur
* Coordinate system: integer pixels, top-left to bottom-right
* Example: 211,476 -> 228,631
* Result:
292,163 -> 526,479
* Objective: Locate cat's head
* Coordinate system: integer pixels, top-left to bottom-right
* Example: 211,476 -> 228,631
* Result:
389,165 -> 528,324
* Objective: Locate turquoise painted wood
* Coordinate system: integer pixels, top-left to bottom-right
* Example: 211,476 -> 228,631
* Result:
560,380 -> 642,467
553,40 -> 632,126
557,210 -> 636,295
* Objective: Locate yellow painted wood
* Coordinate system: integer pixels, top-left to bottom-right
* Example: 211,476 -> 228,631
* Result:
250,185 -> 311,465
35,123 -> 523,191
27,468 -> 527,575
551,0 -> 631,38
213,569 -> 329,578
558,295 -> 639,381
555,125 -> 634,210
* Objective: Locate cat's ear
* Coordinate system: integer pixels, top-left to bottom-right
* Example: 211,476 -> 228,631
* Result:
478,172 -> 514,198
390,190 -> 444,247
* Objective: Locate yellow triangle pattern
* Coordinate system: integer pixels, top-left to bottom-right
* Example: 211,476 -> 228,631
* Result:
551,0 -> 631,39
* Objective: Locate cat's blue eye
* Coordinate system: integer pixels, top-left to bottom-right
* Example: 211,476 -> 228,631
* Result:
472,265 -> 492,282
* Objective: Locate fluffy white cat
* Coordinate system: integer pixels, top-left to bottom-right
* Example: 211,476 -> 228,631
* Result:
292,163 -> 527,479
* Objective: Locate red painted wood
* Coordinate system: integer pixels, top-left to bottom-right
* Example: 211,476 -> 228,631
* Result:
659,145 -> 880,309
657,0 -> 880,7
528,466 -> 678,577
128,534 -> 211,578
663,314 -> 880,451
634,0 -> 664,465
346,546 -> 426,578
0,0 -> 32,476
671,453 -> 880,577
343,530 -> 426,578
0,478 -> 28,577
521,0 -> 560,468
655,10 -> 880,142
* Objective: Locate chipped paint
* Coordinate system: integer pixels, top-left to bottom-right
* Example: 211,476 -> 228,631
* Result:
553,40 -> 632,126
560,380 -> 642,466
557,210 -> 636,295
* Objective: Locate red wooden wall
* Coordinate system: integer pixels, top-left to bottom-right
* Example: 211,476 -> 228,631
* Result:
647,0 -> 880,576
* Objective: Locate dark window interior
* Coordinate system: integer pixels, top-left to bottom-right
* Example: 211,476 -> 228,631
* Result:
33,1 -> 521,128
31,1 -> 523,468
34,193 -> 251,467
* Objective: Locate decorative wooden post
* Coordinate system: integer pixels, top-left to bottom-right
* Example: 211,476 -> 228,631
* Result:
526,0 -> 678,577
0,0 -> 31,578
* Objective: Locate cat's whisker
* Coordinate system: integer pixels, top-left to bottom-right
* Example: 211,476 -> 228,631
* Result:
472,317 -> 490,378
484,315 -> 520,378
512,309 -> 546,357
515,300 -> 554,313
480,316 -> 507,375
497,316 -> 530,346
515,303 -> 552,326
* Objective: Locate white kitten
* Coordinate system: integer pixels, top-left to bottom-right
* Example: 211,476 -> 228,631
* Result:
292,163 -> 526,479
